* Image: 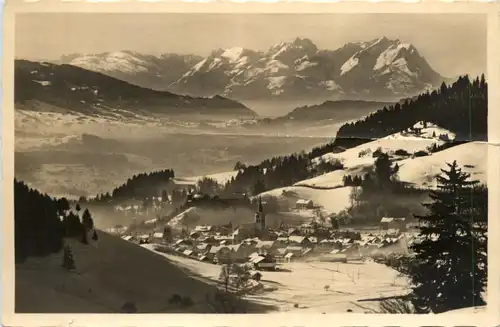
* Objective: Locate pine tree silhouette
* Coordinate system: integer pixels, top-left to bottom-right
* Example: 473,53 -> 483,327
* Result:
82,208 -> 94,230
409,161 -> 486,313
81,227 -> 89,245
61,245 -> 76,270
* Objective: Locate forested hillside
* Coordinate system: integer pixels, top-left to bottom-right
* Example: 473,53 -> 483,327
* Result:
333,75 -> 487,147
15,179 -> 96,263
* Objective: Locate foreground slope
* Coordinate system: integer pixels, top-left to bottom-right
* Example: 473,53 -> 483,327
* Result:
142,244 -> 410,313
16,231 -> 276,313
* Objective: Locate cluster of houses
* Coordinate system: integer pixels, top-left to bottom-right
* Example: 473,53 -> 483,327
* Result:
120,195 -> 415,269
403,121 -> 453,142
123,219 -> 416,269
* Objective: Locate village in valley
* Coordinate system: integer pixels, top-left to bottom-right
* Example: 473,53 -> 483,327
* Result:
118,196 -> 412,268
12,12 -> 490,316
109,181 -> 418,308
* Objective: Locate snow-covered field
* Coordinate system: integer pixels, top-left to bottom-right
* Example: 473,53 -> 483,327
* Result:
262,186 -> 354,215
141,244 -> 409,313
397,142 -> 487,188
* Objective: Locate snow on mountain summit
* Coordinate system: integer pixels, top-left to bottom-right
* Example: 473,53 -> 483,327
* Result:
63,37 -> 444,101
168,37 -> 443,101
220,47 -> 246,62
373,42 -> 413,71
68,51 -> 151,74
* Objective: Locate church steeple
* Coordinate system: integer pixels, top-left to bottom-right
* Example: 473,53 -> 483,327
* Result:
255,197 -> 266,232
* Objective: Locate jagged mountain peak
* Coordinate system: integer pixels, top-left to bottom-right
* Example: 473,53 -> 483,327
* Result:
268,37 -> 318,56
59,37 -> 445,102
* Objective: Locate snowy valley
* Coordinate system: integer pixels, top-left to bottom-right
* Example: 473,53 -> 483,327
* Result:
12,15 -> 490,318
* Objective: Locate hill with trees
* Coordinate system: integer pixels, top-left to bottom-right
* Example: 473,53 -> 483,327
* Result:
332,75 -> 487,148
14,60 -> 256,118
86,169 -> 175,204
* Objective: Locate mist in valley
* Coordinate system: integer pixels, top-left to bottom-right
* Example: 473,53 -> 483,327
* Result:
15,112 -> 331,198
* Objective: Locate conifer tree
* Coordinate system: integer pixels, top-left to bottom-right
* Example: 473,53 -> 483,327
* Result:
161,190 -> 168,203
81,226 -> 89,245
61,245 -> 76,270
252,180 -> 266,196
82,208 -> 94,230
374,153 -> 393,189
409,161 -> 486,313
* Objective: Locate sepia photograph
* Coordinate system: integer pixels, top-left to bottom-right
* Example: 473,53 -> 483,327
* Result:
4,5 -> 499,322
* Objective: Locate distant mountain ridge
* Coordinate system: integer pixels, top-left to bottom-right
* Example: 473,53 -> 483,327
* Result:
281,100 -> 394,121
14,60 -> 257,119
56,37 -> 446,102
57,51 -> 203,91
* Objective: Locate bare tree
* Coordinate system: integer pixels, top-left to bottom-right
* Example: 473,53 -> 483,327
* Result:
379,298 -> 414,314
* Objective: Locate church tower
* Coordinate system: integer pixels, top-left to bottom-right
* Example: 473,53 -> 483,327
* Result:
255,197 -> 266,232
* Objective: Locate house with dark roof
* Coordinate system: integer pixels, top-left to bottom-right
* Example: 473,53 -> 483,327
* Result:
380,217 -> 407,231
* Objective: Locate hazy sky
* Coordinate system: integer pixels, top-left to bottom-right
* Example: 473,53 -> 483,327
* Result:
16,13 -> 486,78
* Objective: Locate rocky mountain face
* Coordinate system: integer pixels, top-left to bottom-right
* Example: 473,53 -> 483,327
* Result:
57,37 -> 445,102
15,60 -> 256,118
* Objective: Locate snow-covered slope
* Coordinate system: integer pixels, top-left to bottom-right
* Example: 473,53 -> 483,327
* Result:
16,231 -> 275,313
397,142 -> 487,189
15,232 -> 227,313
256,122 -> 485,216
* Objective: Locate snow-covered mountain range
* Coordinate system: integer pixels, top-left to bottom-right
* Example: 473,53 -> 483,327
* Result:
58,37 -> 445,102
57,51 -> 203,91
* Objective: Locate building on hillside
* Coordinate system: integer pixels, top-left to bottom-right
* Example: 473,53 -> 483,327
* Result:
194,225 -> 213,233
249,254 -> 277,271
122,235 -> 137,243
151,232 -> 164,244
232,226 -> 253,244
228,243 -> 255,262
208,245 -> 232,264
271,247 -> 287,261
380,217 -> 407,231
189,231 -> 202,240
198,235 -> 219,245
285,245 -> 305,257
288,235 -> 311,247
196,243 -> 211,255
295,199 -> 314,210
255,240 -> 275,254
299,222 -> 316,234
